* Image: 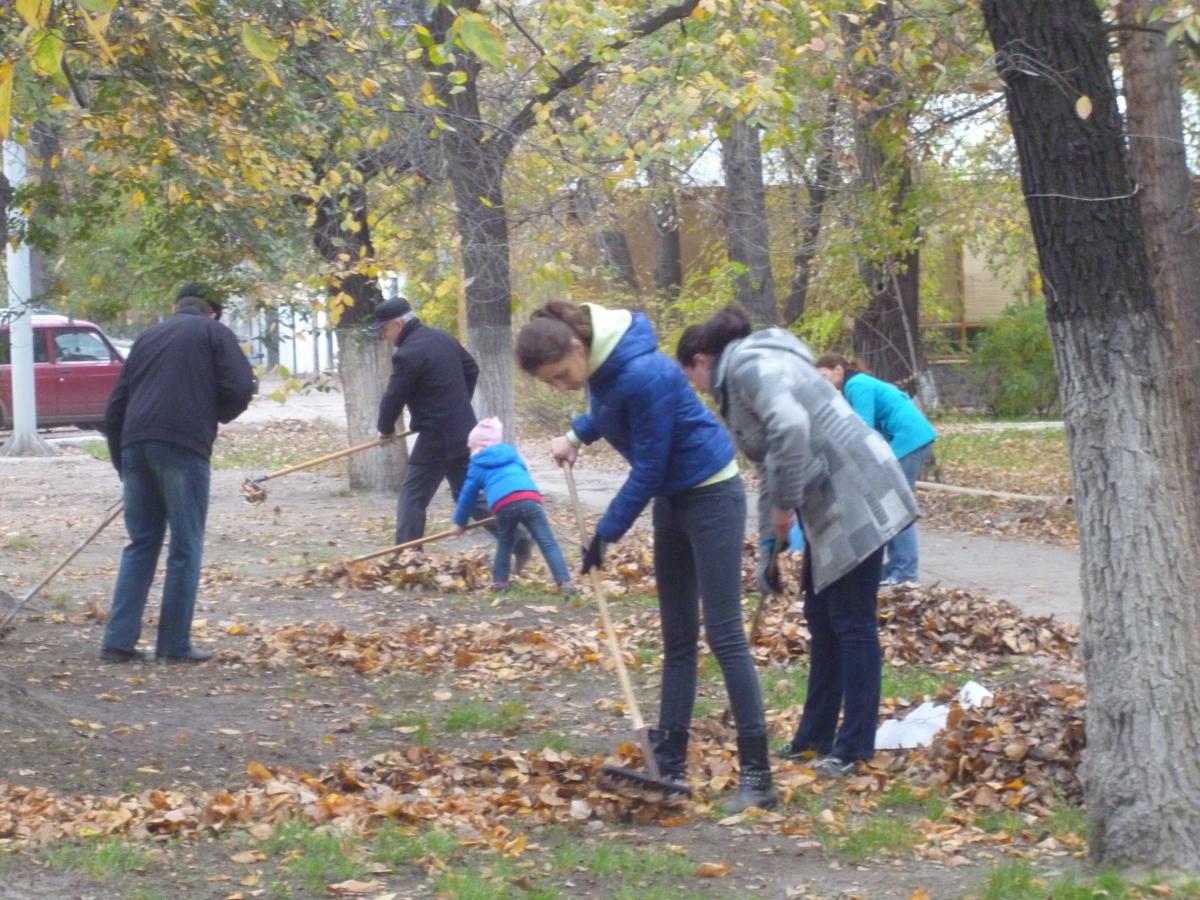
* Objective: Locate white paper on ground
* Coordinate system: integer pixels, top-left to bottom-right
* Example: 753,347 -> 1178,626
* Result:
874,680 -> 994,750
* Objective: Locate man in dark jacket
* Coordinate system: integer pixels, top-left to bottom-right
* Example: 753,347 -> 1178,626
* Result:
100,284 -> 256,664
373,298 -> 528,564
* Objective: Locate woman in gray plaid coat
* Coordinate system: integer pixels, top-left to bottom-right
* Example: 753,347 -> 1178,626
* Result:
677,305 -> 919,776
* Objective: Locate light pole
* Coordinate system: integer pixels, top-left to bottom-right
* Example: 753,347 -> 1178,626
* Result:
1,140 -> 53,456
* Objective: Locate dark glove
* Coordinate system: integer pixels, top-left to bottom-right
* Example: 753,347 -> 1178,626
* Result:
581,532 -> 607,574
756,538 -> 784,595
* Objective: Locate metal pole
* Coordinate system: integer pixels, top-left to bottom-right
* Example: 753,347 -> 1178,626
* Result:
1,141 -> 52,456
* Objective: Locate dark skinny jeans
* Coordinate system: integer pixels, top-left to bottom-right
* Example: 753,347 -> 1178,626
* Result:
652,475 -> 767,739
791,545 -> 885,762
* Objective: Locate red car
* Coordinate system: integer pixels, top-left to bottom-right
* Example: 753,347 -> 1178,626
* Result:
0,313 -> 125,430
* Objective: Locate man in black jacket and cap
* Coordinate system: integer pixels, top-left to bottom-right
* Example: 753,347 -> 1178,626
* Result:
373,298 -> 530,564
100,284 -> 257,664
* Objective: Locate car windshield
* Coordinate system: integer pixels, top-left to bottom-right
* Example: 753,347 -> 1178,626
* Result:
53,329 -> 112,362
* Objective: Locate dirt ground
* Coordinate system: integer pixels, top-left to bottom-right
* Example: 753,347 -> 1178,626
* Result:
0,411 -> 1083,899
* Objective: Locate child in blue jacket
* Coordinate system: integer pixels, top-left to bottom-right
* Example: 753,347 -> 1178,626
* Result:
452,417 -> 572,591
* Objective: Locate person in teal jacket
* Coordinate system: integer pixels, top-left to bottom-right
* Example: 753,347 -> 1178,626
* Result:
815,354 -> 935,585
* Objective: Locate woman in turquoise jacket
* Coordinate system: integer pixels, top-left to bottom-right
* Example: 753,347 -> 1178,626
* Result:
815,354 -> 935,585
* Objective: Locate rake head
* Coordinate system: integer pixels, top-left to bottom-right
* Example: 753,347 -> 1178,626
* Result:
597,764 -> 693,798
241,478 -> 269,505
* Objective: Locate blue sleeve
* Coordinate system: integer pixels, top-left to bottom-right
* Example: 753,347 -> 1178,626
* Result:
596,370 -> 675,541
570,411 -> 601,445
453,462 -> 485,527
844,376 -> 878,430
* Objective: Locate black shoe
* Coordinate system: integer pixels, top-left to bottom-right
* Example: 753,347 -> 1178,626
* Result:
811,756 -> 860,778
100,646 -> 146,663
727,734 -> 779,812
650,727 -> 690,784
513,536 -> 533,574
156,648 -> 214,664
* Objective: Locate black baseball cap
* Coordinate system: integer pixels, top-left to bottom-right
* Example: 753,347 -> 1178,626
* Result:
370,297 -> 413,331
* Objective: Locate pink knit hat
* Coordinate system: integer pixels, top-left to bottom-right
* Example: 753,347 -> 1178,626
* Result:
468,416 -> 503,449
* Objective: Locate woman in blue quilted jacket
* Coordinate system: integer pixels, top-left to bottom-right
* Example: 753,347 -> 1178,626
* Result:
815,354 -> 936,585
516,300 -> 777,812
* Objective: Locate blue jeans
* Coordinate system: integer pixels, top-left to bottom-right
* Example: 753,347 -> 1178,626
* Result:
791,546 -> 885,761
653,475 -> 767,740
492,499 -> 570,586
103,441 -> 210,657
883,441 -> 932,583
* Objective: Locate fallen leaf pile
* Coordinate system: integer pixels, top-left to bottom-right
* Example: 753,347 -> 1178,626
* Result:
222,615 -> 652,680
906,680 -> 1086,806
0,746 -> 700,849
304,551 -> 497,594
748,582 -> 1076,670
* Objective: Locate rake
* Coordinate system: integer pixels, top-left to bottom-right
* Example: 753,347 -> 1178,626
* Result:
0,499 -> 124,637
562,464 -> 691,798
241,431 -> 412,503
350,517 -> 496,564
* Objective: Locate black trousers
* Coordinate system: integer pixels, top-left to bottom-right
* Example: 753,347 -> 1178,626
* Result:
394,454 -> 493,544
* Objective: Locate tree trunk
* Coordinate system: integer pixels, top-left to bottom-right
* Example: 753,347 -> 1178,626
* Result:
721,117 -> 777,326
783,97 -> 838,327
650,165 -> 683,311
447,146 -> 514,438
310,175 -> 396,490
1116,0 -> 1200,488
845,1 -> 924,389
339,328 -> 407,491
984,0 -> 1200,872
852,242 -> 922,388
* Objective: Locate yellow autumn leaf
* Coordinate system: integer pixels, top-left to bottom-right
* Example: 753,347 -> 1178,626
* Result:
0,62 -> 13,143
360,77 -> 379,98
1075,95 -> 1093,120
16,0 -> 51,29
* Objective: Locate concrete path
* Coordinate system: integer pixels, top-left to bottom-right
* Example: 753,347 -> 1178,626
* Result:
240,384 -> 1086,626
11,379 -> 1081,625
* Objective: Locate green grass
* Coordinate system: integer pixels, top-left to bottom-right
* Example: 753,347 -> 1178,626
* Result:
1047,799 -> 1088,839
975,808 -> 1028,837
924,794 -> 948,822
551,842 -> 694,879
435,859 -> 560,900
4,534 -> 36,551
49,592 -> 71,609
978,860 -> 1200,900
835,816 -> 922,862
81,440 -> 110,462
877,780 -> 922,811
257,821 -> 366,891
46,836 -> 155,881
533,732 -> 573,753
763,665 -> 810,709
368,710 -> 432,743
369,823 -> 459,868
693,696 -> 720,718
880,665 -> 967,702
443,700 -> 528,733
